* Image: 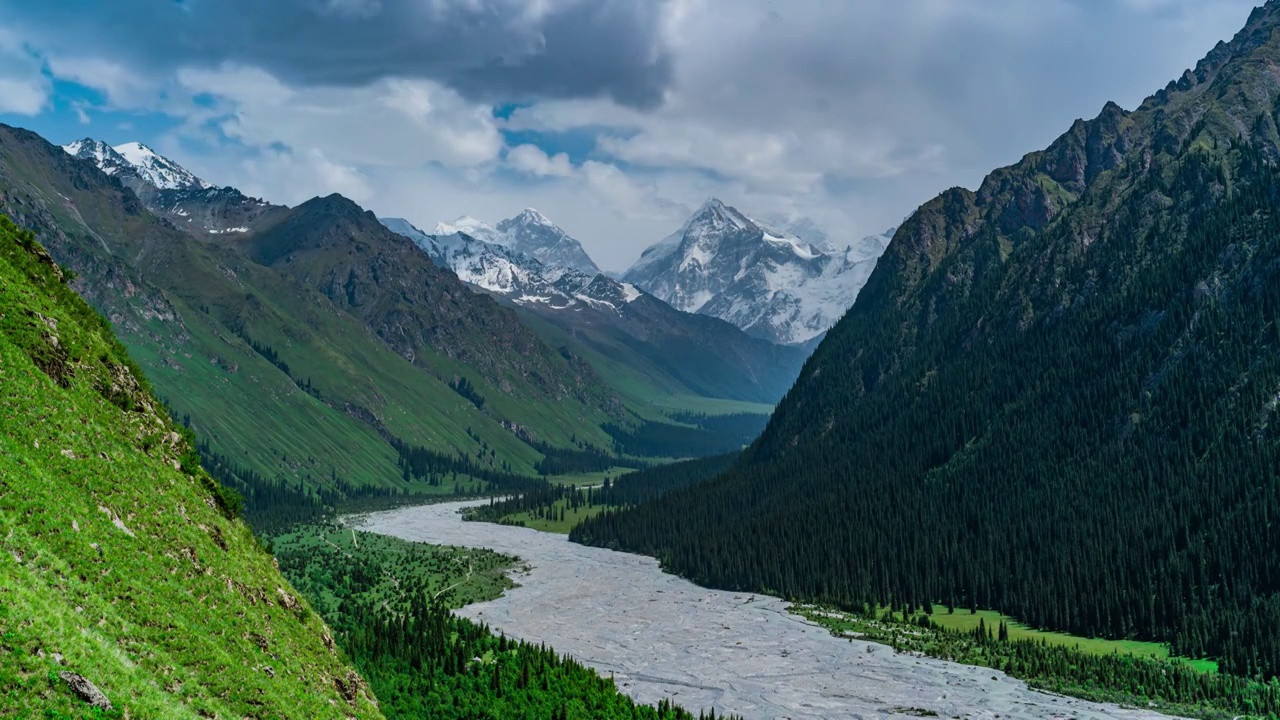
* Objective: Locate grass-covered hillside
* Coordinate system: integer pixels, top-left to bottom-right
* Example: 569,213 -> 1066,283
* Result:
0,216 -> 382,718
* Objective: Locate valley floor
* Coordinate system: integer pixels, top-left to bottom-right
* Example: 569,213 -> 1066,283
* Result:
353,500 -> 1178,720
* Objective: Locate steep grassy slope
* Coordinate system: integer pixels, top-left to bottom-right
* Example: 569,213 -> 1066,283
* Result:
576,0 -> 1280,684
0,216 -> 381,718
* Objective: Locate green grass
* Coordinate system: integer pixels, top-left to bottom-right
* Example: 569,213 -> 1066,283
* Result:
0,219 -> 381,719
649,396 -> 775,416
501,500 -> 608,534
126,297 -> 406,488
137,253 -> 551,483
927,609 -> 1219,673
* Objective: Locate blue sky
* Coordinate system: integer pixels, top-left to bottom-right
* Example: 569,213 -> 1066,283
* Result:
0,0 -> 1262,270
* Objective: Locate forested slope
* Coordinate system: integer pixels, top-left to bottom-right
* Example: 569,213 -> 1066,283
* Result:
575,1 -> 1280,681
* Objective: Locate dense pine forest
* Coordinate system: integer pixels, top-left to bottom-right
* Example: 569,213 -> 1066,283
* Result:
273,525 -> 737,720
574,7 -> 1280,687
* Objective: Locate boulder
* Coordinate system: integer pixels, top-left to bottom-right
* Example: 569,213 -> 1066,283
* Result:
59,671 -> 111,710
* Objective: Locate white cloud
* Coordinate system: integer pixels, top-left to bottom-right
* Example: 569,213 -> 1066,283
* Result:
506,144 -> 574,177
211,146 -> 375,206
45,56 -> 155,108
0,27 -> 48,115
0,77 -> 47,115
173,66 -> 504,170
579,160 -> 665,219
368,161 -> 691,270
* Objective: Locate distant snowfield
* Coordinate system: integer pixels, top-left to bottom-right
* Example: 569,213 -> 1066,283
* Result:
355,501 -> 1176,720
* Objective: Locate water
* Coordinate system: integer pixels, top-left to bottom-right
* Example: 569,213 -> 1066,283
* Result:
355,501 -> 1174,720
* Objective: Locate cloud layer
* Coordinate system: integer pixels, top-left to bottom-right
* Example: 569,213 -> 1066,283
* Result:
14,0 -> 674,108
0,0 -> 1262,270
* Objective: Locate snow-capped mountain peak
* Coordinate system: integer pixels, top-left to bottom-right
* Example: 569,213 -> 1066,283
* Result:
687,197 -> 752,234
624,199 -> 893,345
112,142 -> 213,191
512,207 -> 553,226
382,216 -> 636,314
495,208 -> 600,275
63,139 -> 133,178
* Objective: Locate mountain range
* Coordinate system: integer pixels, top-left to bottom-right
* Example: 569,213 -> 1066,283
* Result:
1,127 -> 642,507
58,140 -> 812,411
422,201 -> 890,348
623,198 -> 892,345
383,217 -> 810,406
575,0 -> 1280,683
63,138 -> 279,235
0,125 -> 844,509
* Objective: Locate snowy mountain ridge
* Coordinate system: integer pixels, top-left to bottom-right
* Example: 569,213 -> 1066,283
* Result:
432,209 -> 601,276
63,138 -> 212,191
381,217 -> 640,314
63,137 -> 279,236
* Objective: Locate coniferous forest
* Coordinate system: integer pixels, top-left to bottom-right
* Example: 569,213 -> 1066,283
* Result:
574,20 -> 1280,685
272,527 -> 739,720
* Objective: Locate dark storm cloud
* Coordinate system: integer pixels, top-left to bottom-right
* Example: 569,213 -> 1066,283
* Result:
5,0 -> 674,108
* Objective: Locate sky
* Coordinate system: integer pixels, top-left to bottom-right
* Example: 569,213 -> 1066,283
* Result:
0,0 -> 1262,271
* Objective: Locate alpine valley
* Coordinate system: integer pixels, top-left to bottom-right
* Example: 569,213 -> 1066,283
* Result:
0,131 -> 840,527
0,213 -> 729,719
0,128 -> 772,719
10,2 -> 1280,719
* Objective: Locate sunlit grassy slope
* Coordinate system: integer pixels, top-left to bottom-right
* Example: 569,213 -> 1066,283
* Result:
0,218 -> 382,719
